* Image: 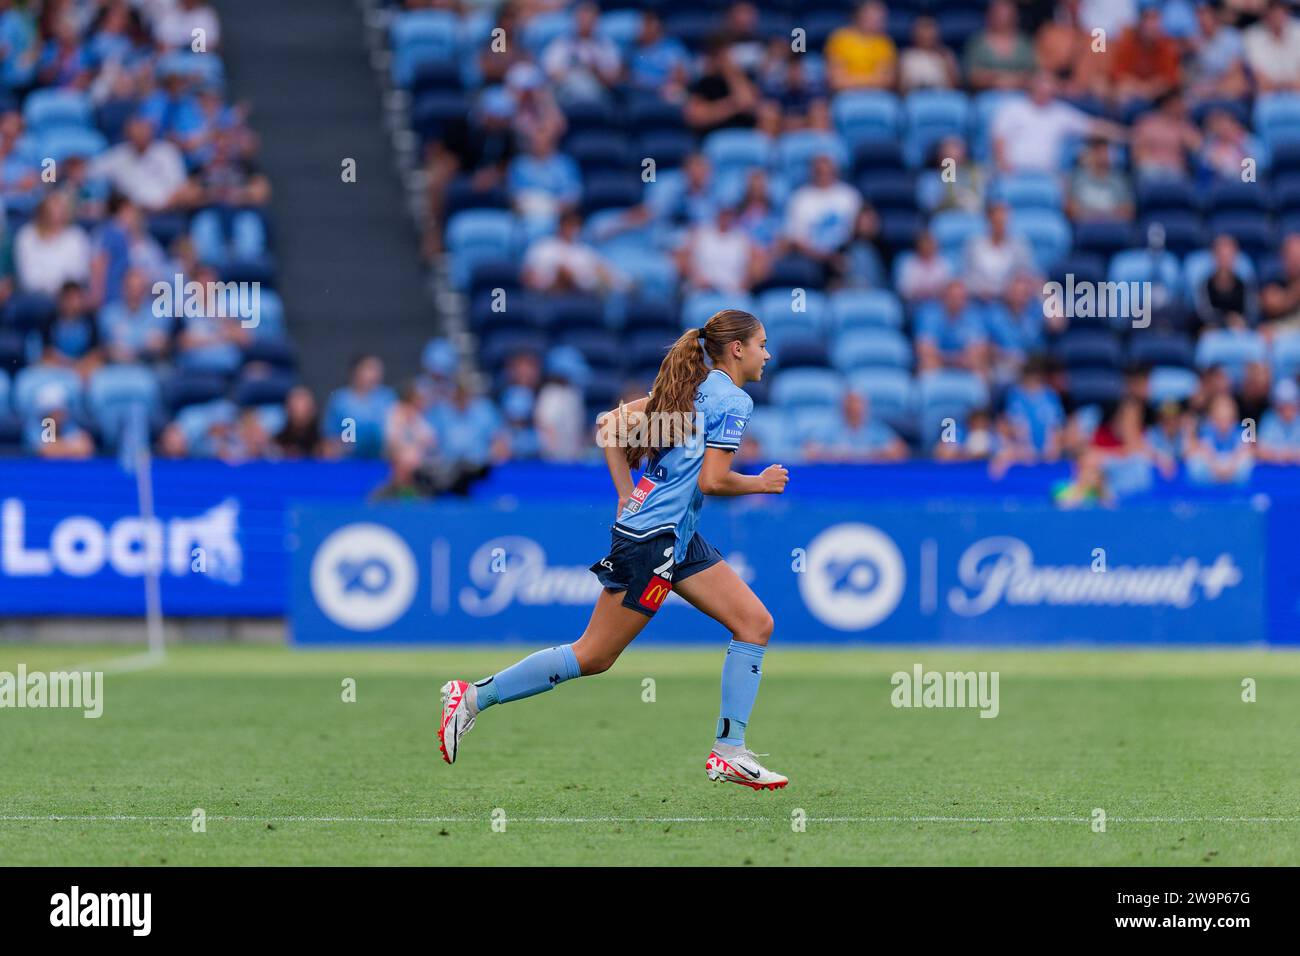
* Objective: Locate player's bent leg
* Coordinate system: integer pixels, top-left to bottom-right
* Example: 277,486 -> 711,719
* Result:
571,587 -> 654,676
674,561 -> 787,789
439,589 -> 650,765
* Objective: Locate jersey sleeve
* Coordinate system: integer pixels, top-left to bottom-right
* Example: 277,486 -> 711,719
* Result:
704,390 -> 753,451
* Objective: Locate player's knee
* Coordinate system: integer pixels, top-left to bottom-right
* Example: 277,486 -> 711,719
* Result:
574,643 -> 617,676
737,609 -> 774,646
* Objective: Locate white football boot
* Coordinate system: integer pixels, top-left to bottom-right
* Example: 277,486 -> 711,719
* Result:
438,680 -> 477,764
705,743 -> 788,791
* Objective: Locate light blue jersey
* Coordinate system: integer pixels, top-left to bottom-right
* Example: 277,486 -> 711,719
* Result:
615,369 -> 753,562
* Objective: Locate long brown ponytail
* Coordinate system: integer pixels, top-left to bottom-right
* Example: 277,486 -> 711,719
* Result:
623,308 -> 760,468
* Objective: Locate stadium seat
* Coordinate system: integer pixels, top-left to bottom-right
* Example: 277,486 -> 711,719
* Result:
1066,368 -> 1126,408
1207,212 -> 1276,260
851,139 -> 906,176
1073,221 -> 1140,260
1109,249 -> 1183,298
580,173 -> 643,215
829,289 -> 904,332
558,328 -> 622,372
13,366 -> 83,417
1140,212 -> 1207,257
972,91 -> 1023,163
1148,365 -> 1200,404
847,366 -> 916,431
565,131 -> 633,173
1136,177 -> 1203,216
1270,331 -> 1300,381
0,369 -> 8,414
1129,330 -> 1195,369
756,288 -> 829,335
903,90 -> 970,167
931,209 -> 987,259
637,130 -> 696,170
776,130 -> 850,183
991,173 -> 1064,212
1195,329 -> 1267,383
916,369 -> 988,444
833,327 -> 913,371
682,292 -> 754,331
1254,93 -> 1300,147
162,373 -> 228,413
770,368 -> 846,409
858,170 -> 917,211
831,91 -> 901,147
774,337 -> 832,370
87,365 -> 161,448
1054,329 -> 1124,369
702,129 -> 773,175
1012,209 -> 1072,272
1208,181 -> 1272,215
21,88 -> 91,132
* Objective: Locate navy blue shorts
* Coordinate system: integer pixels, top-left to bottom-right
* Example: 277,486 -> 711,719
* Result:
589,529 -> 723,617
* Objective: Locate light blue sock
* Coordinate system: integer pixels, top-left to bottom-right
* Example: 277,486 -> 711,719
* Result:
716,639 -> 765,746
473,644 -> 581,711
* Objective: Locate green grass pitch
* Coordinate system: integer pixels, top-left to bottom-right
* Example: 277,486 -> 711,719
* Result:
1,643 -> 1298,866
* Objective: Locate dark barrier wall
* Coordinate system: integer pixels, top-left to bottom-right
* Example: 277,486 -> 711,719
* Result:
0,459 -> 1296,644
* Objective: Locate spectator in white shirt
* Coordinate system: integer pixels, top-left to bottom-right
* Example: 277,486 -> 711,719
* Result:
963,200 -> 1036,300
153,0 -> 221,51
782,152 -> 862,283
13,192 -> 91,297
992,71 -> 1123,174
1244,0 -> 1300,92
677,205 -> 768,294
897,230 -> 953,303
91,115 -> 200,212
541,2 -> 622,105
522,210 -> 621,293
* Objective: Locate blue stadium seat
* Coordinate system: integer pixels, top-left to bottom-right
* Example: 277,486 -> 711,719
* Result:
903,90 -> 970,167
702,128 -> 772,174
1140,212 -> 1206,256
447,210 -> 519,289
87,364 -> 161,447
0,369 -> 8,414
622,298 -> 679,334
829,289 -> 904,331
776,130 -> 850,183
604,246 -> 678,300
847,366 -> 916,431
626,97 -> 685,133
22,88 -> 91,132
1109,249 -> 1183,296
162,373 -> 227,413
1195,329 -> 1267,382
858,170 -> 917,211
832,327 -> 913,371
744,406 -> 798,458
520,10 -> 573,55
851,139 -> 906,175
1207,213 -> 1276,260
682,291 -> 754,330
543,294 -> 606,334
930,209 -> 986,259
1067,368 -> 1126,407
1054,329 -> 1124,369
991,173 -> 1063,211
637,130 -> 696,170
558,328 -> 622,372
775,337 -> 832,370
1148,365 -> 1200,404
1270,331 -> 1300,381
580,173 -> 643,214
1254,93 -> 1300,147
1136,177 -> 1202,216
39,126 -> 107,162
1129,330 -> 1195,368
565,131 -> 633,173
13,366 -> 83,417
1073,221 -> 1139,259
1012,209 -> 1072,272
770,368 -> 846,409
831,91 -> 901,147
756,288 -> 829,334
1207,181 -> 1272,215
917,369 -> 988,443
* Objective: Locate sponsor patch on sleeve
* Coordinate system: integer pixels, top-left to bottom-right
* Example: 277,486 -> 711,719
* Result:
720,413 -> 747,445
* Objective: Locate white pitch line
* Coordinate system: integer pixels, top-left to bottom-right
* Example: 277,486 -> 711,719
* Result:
0,814 -> 1297,825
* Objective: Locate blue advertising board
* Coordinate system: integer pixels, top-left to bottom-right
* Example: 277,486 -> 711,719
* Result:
0,459 -> 384,615
289,498 -> 1270,646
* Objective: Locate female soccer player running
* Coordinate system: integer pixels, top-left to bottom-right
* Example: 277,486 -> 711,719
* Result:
439,309 -> 790,789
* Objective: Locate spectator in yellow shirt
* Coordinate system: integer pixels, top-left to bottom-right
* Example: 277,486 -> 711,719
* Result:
825,1 -> 897,91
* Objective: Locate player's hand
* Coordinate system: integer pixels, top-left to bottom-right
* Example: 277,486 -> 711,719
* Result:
616,494 -> 630,517
759,463 -> 789,494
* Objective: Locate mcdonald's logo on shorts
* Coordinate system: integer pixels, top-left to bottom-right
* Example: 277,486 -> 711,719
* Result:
638,576 -> 672,611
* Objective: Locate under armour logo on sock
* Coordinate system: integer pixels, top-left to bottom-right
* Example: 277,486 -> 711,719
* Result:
751,664 -> 760,675
549,673 -> 561,685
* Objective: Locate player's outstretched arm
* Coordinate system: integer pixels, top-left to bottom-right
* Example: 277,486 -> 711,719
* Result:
698,447 -> 788,497
596,397 -> 650,514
